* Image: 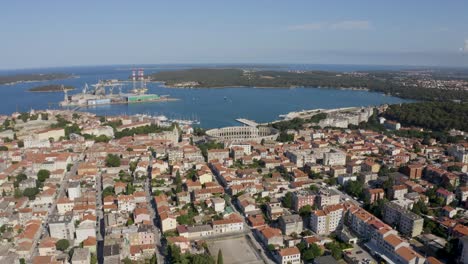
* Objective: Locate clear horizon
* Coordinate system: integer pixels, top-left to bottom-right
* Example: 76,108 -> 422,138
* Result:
1,0 -> 468,69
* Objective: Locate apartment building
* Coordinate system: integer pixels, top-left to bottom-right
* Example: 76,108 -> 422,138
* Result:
292,190 -> 315,211
310,204 -> 344,235
383,202 -> 423,238
278,214 -> 303,235
316,189 -> 340,208
49,214 -> 75,240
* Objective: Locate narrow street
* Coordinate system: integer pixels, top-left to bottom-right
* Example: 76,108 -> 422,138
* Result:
30,161 -> 80,262
145,164 -> 166,264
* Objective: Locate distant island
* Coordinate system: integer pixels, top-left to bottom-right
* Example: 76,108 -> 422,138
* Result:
0,73 -> 73,85
150,68 -> 468,102
28,84 -> 75,92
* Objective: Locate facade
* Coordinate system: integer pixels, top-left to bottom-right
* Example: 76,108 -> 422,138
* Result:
206,126 -> 279,143
383,202 -> 423,237
293,191 -> 315,212
160,212 -> 177,233
207,149 -> 230,162
390,185 -> 408,200
212,214 -> 244,235
267,200 -> 284,220
258,226 -> 283,247
278,214 -> 303,235
310,204 -> 344,235
323,151 -> 346,166
402,164 -> 424,179
277,247 -> 301,264
316,189 -> 340,209
365,188 -> 385,204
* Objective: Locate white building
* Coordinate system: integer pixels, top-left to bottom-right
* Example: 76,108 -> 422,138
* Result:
67,181 -> 82,201
310,204 -> 344,235
277,247 -> 301,264
323,150 -> 346,166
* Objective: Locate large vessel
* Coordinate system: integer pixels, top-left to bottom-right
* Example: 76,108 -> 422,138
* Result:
60,69 -> 175,107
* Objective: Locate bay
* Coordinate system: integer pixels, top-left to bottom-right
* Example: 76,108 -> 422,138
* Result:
0,64 -> 411,128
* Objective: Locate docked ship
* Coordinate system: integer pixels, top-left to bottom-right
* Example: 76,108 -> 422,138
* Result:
60,69 -> 174,107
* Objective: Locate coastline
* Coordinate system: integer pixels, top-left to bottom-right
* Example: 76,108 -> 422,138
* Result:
2,75 -> 78,86
28,89 -> 75,93
156,81 -> 370,91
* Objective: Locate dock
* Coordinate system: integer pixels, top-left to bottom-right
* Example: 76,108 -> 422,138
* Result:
236,118 -> 258,127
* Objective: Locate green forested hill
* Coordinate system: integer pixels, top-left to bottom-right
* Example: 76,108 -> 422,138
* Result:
0,73 -> 72,85
150,68 -> 468,101
383,102 -> 468,132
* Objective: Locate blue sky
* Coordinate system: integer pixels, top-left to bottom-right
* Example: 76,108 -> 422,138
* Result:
1,0 -> 468,69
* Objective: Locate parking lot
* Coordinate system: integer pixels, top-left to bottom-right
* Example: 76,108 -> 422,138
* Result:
207,236 -> 264,264
343,243 -> 378,264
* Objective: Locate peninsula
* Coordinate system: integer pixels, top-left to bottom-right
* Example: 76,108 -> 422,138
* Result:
150,68 -> 468,102
0,73 -> 73,85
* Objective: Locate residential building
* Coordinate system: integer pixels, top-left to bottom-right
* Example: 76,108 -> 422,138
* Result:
278,214 -> 303,235
383,202 -> 423,237
48,214 -> 75,240
292,190 -> 315,212
72,248 -> 90,264
277,247 -> 301,264
310,204 -> 344,235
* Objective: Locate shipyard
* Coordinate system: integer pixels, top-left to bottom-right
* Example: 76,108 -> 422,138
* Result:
60,69 -> 178,107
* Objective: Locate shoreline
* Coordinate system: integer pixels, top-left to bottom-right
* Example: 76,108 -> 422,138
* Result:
61,97 -> 179,107
2,75 -> 78,86
157,81 -> 370,91
28,89 -> 75,93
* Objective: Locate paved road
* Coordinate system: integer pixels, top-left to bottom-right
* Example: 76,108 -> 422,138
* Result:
95,172 -> 105,264
30,161 -> 80,262
145,163 -> 166,264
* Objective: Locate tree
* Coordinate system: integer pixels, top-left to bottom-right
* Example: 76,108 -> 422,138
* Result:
126,183 -> 135,195
149,253 -> 157,264
412,200 -> 428,215
447,165 -> 461,172
105,154 -> 121,167
344,180 -> 363,198
23,187 -> 39,200
37,169 -> 50,182
325,242 -> 345,260
14,188 -> 23,198
267,244 -> 276,251
174,171 -> 182,193
56,239 -> 70,251
299,205 -> 312,217
303,243 -> 323,261
122,257 -> 132,264
217,249 -> 224,264
282,192 -> 293,209
0,146 -> 7,151
90,254 -> 97,264
103,187 -> 115,197
19,259 -> 25,264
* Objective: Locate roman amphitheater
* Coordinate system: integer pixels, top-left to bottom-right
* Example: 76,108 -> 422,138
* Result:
205,126 -> 279,143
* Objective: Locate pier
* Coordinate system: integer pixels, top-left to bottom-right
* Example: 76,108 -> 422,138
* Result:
236,118 -> 259,127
